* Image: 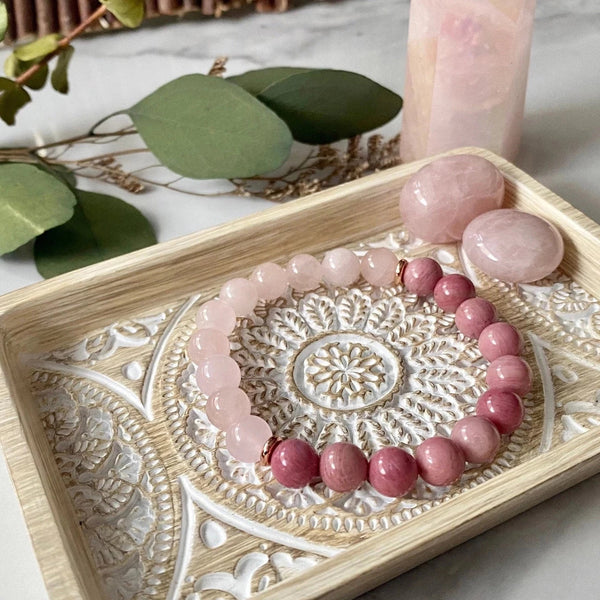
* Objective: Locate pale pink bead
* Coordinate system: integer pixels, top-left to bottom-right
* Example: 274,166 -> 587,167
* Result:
360,248 -> 398,286
478,322 -> 523,362
455,297 -> 497,339
486,355 -> 532,396
415,437 -> 464,487
196,299 -> 237,335
403,257 -> 443,296
320,442 -> 368,492
433,274 -> 476,313
195,355 -> 241,395
271,439 -> 320,488
321,248 -> 361,287
187,328 -> 230,363
226,415 -> 272,463
250,262 -> 289,300
451,416 -> 501,464
476,389 -> 524,435
206,387 -> 251,430
286,254 -> 323,291
219,277 -> 258,317
368,447 -> 418,497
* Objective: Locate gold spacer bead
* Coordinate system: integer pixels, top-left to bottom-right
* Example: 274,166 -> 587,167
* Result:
395,259 -> 408,287
260,436 -> 283,466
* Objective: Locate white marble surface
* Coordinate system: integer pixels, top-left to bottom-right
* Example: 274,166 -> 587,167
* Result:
0,0 -> 600,598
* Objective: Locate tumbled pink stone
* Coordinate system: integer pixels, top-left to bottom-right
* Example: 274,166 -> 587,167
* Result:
451,416 -> 501,464
187,327 -> 230,364
196,299 -> 237,335
479,322 -> 523,362
195,355 -> 241,395
219,277 -> 258,317
206,387 -> 251,430
286,254 -> 323,291
250,262 -> 289,300
476,389 -> 524,435
403,257 -> 443,296
271,439 -> 320,489
399,155 -> 505,243
322,248 -> 361,287
462,209 -> 564,283
455,297 -> 497,339
360,248 -> 398,287
320,442 -> 368,493
226,415 -> 272,463
433,274 -> 476,312
368,447 -> 418,497
415,437 -> 465,487
486,355 -> 532,396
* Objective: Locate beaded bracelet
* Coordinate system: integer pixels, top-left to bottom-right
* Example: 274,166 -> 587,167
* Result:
188,248 -> 532,498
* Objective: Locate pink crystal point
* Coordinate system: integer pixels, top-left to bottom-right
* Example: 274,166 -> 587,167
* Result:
476,389 -> 524,434
368,447 -> 418,498
479,322 -> 523,362
206,387 -> 251,430
322,248 -> 361,287
360,248 -> 398,287
451,416 -> 501,464
286,254 -> 323,292
403,257 -> 443,296
455,297 -> 497,339
250,262 -> 289,300
486,355 -> 532,396
320,442 -> 368,492
187,327 -> 230,363
415,437 -> 465,487
271,439 -> 320,489
195,355 -> 241,395
226,415 -> 272,463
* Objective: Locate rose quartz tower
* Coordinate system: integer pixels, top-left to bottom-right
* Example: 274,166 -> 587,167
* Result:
400,0 -> 536,162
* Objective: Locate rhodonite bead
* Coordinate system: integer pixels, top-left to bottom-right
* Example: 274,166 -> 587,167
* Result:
219,277 -> 259,317
479,322 -> 523,362
320,442 -> 368,492
226,415 -> 272,463
451,416 -> 501,464
322,248 -> 361,287
206,387 -> 251,430
476,389 -> 524,435
196,299 -> 237,335
286,254 -> 323,291
455,297 -> 497,339
195,355 -> 241,395
368,447 -> 418,497
271,439 -> 320,488
486,355 -> 532,396
250,262 -> 289,300
187,327 -> 230,363
402,257 -> 443,296
360,248 -> 398,286
433,274 -> 476,313
415,437 -> 465,486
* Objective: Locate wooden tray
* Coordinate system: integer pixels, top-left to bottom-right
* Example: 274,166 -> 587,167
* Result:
2,147 -> 600,600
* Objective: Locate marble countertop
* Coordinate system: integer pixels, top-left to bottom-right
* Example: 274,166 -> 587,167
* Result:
1,0 -> 600,598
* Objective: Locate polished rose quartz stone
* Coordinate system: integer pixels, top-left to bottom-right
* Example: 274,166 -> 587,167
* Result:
368,447 -> 418,497
320,442 -> 368,492
250,262 -> 289,300
206,387 -> 251,430
415,437 -> 464,486
226,415 -> 272,463
187,327 -> 230,363
196,299 -> 237,335
451,416 -> 501,464
486,355 -> 532,396
321,248 -> 361,287
271,439 -> 320,488
478,322 -> 523,362
195,355 -> 241,395
476,389 -> 524,435
360,248 -> 398,287
286,254 -> 323,292
433,274 -> 476,313
398,155 -> 505,243
462,209 -> 564,283
219,277 -> 259,317
454,297 -> 497,339
402,257 -> 443,296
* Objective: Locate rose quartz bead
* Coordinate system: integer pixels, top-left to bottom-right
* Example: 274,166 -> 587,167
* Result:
402,257 -> 443,296
451,416 -> 501,464
196,299 -> 237,335
360,248 -> 398,287
321,248 -> 361,287
271,439 -> 320,488
486,355 -> 532,396
455,297 -> 497,339
286,254 -> 323,292
226,415 -> 272,463
415,437 -> 465,487
250,262 -> 289,300
195,355 -> 241,395
478,322 -> 523,362
219,277 -> 258,317
476,389 -> 524,435
187,327 -> 230,363
320,442 -> 368,492
433,274 -> 476,313
206,387 -> 251,430
368,447 -> 418,497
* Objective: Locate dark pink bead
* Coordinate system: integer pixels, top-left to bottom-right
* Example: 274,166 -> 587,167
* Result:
486,355 -> 532,396
478,322 -> 523,362
368,447 -> 418,497
271,439 -> 320,489
451,416 -> 501,463
320,442 -> 368,493
433,274 -> 476,313
403,257 -> 443,296
476,389 -> 524,434
415,437 -> 465,486
455,297 -> 497,339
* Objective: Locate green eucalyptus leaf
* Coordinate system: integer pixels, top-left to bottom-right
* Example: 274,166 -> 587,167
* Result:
13,34 -> 62,61
4,53 -> 49,90
228,67 -> 313,96
0,3 -> 8,43
256,69 -> 403,144
34,189 -> 157,278
0,78 -> 31,125
100,0 -> 145,28
0,163 -> 76,254
4,53 -> 20,78
51,45 -> 74,94
35,162 -> 77,189
126,74 -> 293,179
